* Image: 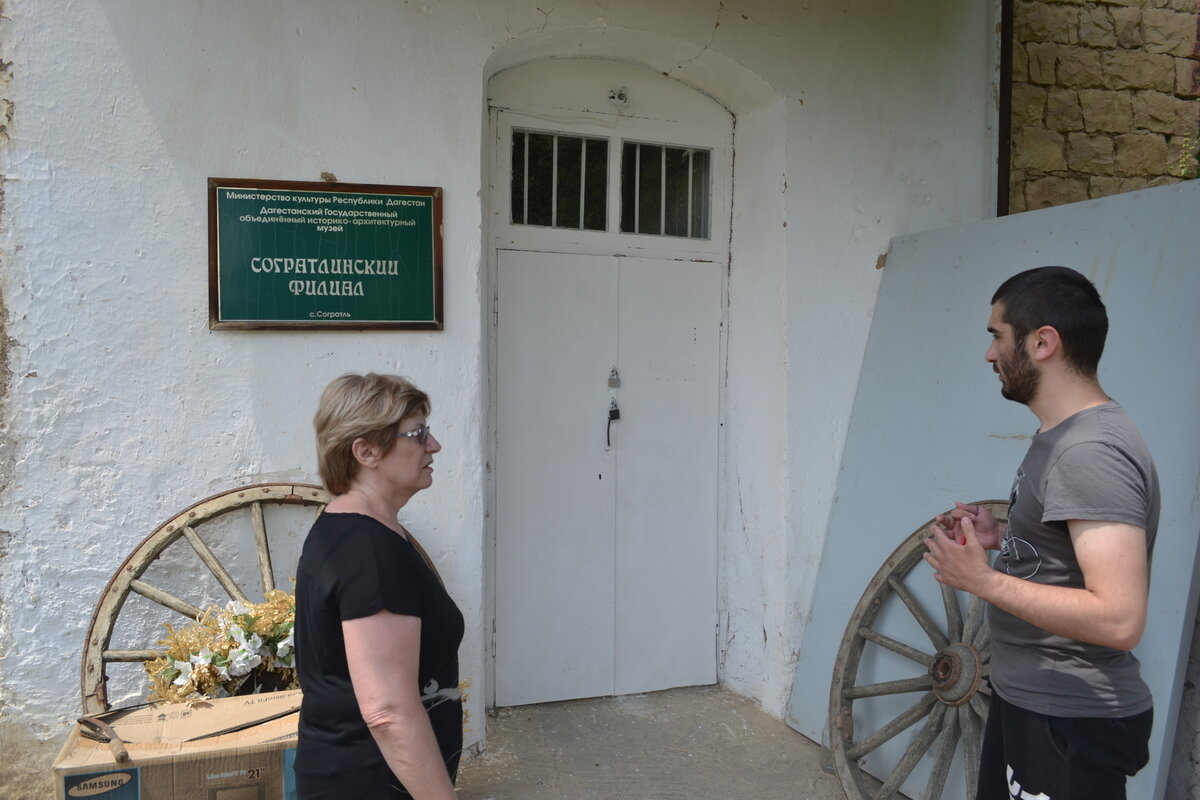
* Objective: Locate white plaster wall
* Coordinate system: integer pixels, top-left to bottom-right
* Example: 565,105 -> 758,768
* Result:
778,1 -> 1000,718
719,98 -> 791,708
0,0 -> 494,755
0,0 -> 997,786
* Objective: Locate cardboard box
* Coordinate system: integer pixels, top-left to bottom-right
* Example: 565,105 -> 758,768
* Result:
53,690 -> 301,800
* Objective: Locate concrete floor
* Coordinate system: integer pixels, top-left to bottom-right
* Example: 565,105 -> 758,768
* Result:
456,685 -> 849,800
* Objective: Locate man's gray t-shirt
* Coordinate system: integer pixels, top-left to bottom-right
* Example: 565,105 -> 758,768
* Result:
988,401 -> 1159,718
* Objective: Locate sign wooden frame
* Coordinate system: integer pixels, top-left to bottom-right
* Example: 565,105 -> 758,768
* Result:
208,177 -> 444,330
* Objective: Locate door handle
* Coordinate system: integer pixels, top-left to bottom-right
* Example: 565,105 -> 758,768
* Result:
607,399 -> 620,447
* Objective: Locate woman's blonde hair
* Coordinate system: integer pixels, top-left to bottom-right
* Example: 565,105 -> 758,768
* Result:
314,373 -> 431,494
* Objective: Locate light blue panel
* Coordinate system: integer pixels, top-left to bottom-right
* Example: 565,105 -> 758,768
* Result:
786,181 -> 1200,800
283,746 -> 297,799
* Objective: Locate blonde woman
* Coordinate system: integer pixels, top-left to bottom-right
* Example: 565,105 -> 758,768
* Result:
295,373 -> 462,799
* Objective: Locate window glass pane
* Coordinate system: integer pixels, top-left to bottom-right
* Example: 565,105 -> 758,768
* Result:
555,136 -> 582,229
620,141 -> 637,233
525,133 -> 554,227
664,148 -> 692,237
511,129 -> 609,231
583,138 -> 607,231
510,132 -> 526,224
690,149 -> 710,239
619,141 -> 711,239
637,144 -> 662,235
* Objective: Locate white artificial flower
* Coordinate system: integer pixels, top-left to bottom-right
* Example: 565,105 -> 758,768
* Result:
225,632 -> 263,677
172,659 -> 193,687
174,646 -> 228,687
230,626 -> 263,652
274,630 -> 295,666
227,647 -> 262,677
195,647 -> 230,680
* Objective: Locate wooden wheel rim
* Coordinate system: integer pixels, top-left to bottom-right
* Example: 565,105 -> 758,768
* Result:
828,501 -> 1007,800
80,482 -> 330,714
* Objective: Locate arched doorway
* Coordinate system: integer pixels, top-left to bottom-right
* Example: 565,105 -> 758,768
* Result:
487,59 -> 733,706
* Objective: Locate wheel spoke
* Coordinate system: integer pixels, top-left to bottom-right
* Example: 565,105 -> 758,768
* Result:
182,525 -> 251,604
969,692 -> 990,721
844,675 -> 933,700
129,579 -> 202,620
872,703 -> 948,799
960,700 -> 986,797
252,501 -> 276,594
846,692 -> 938,761
103,649 -> 166,662
923,699 -> 961,800
964,594 -> 987,646
858,627 -> 934,667
887,575 -> 949,650
940,582 -> 964,642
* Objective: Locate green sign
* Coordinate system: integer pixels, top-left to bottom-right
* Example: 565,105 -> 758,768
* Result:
208,178 -> 443,329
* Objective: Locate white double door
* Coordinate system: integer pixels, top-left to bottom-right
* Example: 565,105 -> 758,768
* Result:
494,248 -> 720,706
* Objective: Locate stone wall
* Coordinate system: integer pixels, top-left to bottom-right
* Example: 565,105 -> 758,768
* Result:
1009,0 -> 1200,211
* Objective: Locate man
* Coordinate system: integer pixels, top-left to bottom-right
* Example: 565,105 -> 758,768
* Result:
924,266 -> 1159,800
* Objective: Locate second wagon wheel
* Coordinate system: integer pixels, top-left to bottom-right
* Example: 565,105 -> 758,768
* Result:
80,483 -> 331,715
829,501 -> 1008,800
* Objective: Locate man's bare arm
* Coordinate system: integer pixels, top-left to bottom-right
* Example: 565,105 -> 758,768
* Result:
924,518 -> 1148,651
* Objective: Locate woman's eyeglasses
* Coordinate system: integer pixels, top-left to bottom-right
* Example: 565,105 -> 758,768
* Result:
396,424 -> 431,446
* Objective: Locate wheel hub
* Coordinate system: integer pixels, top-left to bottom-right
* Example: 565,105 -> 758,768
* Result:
928,642 -> 982,706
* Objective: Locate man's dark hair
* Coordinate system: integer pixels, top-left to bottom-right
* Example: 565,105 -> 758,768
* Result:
991,266 -> 1108,376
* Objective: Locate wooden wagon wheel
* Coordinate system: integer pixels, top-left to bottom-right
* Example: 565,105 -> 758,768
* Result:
829,501 -> 1008,800
80,483 -> 330,715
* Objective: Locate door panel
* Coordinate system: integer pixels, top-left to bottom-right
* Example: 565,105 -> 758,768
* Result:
494,249 -> 721,706
495,249 -> 618,706
614,257 -> 721,694
490,57 -> 733,708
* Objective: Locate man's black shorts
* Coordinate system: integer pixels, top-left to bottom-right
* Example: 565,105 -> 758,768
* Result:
977,691 -> 1152,800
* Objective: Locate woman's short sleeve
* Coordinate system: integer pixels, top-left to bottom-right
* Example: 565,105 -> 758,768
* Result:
324,521 -> 424,621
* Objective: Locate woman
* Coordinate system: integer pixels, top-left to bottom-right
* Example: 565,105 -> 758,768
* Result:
294,373 -> 463,799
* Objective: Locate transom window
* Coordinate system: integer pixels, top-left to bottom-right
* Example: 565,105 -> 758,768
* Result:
510,128 -> 711,240
511,130 -> 608,231
619,141 -> 710,239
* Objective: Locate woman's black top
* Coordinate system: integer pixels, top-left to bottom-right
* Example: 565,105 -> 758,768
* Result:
294,512 -> 464,798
